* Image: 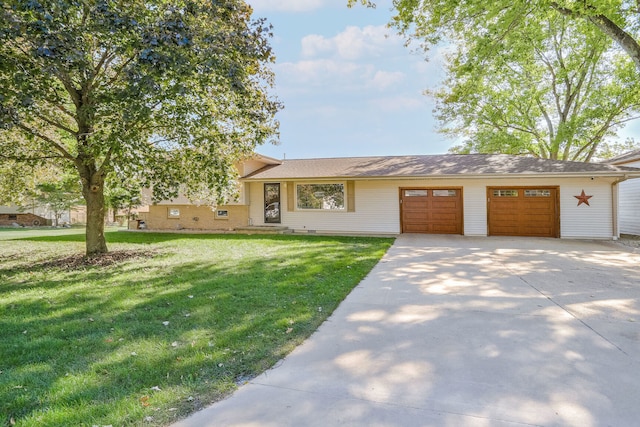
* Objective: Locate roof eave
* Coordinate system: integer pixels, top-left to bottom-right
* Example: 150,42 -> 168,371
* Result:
241,171 -> 640,181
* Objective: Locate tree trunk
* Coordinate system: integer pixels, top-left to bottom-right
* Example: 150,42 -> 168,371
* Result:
80,169 -> 108,256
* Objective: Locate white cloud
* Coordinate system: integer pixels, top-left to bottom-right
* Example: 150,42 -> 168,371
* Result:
368,71 -> 405,90
301,25 -> 401,61
276,59 -> 362,85
370,96 -> 426,112
248,0 -> 326,12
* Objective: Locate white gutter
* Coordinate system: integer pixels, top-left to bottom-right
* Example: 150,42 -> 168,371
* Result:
241,172 -> 640,181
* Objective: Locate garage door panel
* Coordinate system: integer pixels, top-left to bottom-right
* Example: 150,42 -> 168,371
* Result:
488,187 -> 558,238
401,189 -> 462,235
432,224 -> 460,233
404,211 -> 428,221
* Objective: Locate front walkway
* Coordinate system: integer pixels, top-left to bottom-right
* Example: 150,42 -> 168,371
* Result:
174,235 -> 640,426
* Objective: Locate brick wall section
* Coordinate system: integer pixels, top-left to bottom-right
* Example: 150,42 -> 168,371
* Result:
0,213 -> 49,227
136,205 -> 249,231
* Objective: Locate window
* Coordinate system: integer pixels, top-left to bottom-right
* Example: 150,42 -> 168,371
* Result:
216,209 -> 229,219
433,190 -> 457,197
524,189 -> 551,197
493,190 -> 518,197
8,214 -> 17,220
168,208 -> 180,218
296,183 -> 345,210
404,190 -> 428,197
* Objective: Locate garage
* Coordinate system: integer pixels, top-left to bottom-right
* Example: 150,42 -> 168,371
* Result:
488,187 -> 559,237
400,188 -> 463,234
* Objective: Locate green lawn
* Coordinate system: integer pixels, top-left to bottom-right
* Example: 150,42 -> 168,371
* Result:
0,230 -> 393,426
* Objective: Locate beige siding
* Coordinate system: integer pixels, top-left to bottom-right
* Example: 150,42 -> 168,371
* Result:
247,177 -> 616,238
619,159 -> 640,235
143,204 -> 248,231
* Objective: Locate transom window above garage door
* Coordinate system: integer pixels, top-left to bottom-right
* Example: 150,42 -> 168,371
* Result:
404,190 -> 428,197
524,189 -> 551,197
493,189 -> 518,197
404,189 -> 458,197
432,189 -> 457,197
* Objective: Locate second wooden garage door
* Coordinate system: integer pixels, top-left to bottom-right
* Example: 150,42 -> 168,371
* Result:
488,187 -> 559,237
401,188 -> 462,234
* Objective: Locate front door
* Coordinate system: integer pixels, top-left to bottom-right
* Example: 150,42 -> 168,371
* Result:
264,183 -> 281,223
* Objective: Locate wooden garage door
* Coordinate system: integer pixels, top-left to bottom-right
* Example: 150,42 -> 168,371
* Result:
488,187 -> 559,237
401,188 -> 462,234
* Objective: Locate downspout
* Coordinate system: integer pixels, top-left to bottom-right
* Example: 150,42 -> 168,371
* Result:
611,175 -> 629,240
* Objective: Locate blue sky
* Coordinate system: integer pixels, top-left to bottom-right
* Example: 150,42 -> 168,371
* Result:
246,0 -> 451,159
247,0 -> 639,160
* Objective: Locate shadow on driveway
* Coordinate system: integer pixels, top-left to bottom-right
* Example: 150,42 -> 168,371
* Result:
174,235 -> 640,427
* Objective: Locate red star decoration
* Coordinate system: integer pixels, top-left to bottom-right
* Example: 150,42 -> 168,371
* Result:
574,190 -> 593,206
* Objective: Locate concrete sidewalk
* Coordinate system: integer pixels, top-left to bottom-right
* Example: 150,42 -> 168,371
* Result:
174,235 -> 640,427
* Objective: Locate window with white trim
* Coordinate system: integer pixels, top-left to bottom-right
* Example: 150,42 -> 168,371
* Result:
296,183 -> 345,211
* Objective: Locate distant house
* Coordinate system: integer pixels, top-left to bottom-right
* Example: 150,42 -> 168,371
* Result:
606,149 -> 640,236
140,153 -> 640,239
0,205 -> 49,227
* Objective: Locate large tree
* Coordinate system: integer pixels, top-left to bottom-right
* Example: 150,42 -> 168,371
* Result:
0,0 -> 280,256
434,14 -> 640,161
380,0 -> 640,74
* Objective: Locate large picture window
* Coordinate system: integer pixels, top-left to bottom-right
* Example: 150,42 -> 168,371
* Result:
296,183 -> 345,211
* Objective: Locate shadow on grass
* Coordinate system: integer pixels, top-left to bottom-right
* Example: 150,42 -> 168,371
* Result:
13,230 -> 379,245
0,234 -> 393,426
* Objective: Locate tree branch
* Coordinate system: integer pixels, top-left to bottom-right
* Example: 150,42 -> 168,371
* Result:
13,122 -> 75,161
0,153 -> 65,161
550,2 -> 640,73
33,112 -> 78,136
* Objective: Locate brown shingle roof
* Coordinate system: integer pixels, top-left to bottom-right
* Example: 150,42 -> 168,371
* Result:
605,149 -> 640,165
242,154 -> 640,180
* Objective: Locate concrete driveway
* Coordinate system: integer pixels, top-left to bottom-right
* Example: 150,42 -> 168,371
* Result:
174,235 -> 640,427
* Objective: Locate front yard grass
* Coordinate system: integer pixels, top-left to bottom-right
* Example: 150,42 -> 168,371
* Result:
0,231 -> 393,426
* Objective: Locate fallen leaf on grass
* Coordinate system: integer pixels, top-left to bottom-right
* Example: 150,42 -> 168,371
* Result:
140,396 -> 150,407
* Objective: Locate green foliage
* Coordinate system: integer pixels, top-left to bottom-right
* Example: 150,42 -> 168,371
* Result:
104,173 -> 142,220
0,231 -> 392,426
385,0 -> 640,70
435,14 -> 640,161
375,0 -> 640,161
31,173 -> 83,225
0,0 -> 281,254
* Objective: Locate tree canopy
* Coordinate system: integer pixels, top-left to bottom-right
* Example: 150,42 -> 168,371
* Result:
385,0 -> 640,74
433,13 -> 640,161
350,0 -> 640,159
0,0 -> 281,255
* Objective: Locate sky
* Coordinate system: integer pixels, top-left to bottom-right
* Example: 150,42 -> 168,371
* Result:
246,0 -> 639,160
246,0 -> 451,160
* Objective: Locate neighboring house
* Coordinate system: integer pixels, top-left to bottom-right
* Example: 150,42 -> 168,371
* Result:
141,153 -> 640,239
0,205 -> 50,227
606,149 -> 640,236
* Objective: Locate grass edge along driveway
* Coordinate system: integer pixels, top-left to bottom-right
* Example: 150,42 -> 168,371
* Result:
0,230 -> 393,426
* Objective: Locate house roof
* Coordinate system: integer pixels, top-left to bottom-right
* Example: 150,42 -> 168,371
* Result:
241,154 -> 640,180
605,149 -> 640,165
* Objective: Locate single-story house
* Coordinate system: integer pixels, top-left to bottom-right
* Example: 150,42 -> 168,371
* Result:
0,205 -> 50,227
139,153 -> 640,239
606,149 -> 640,236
